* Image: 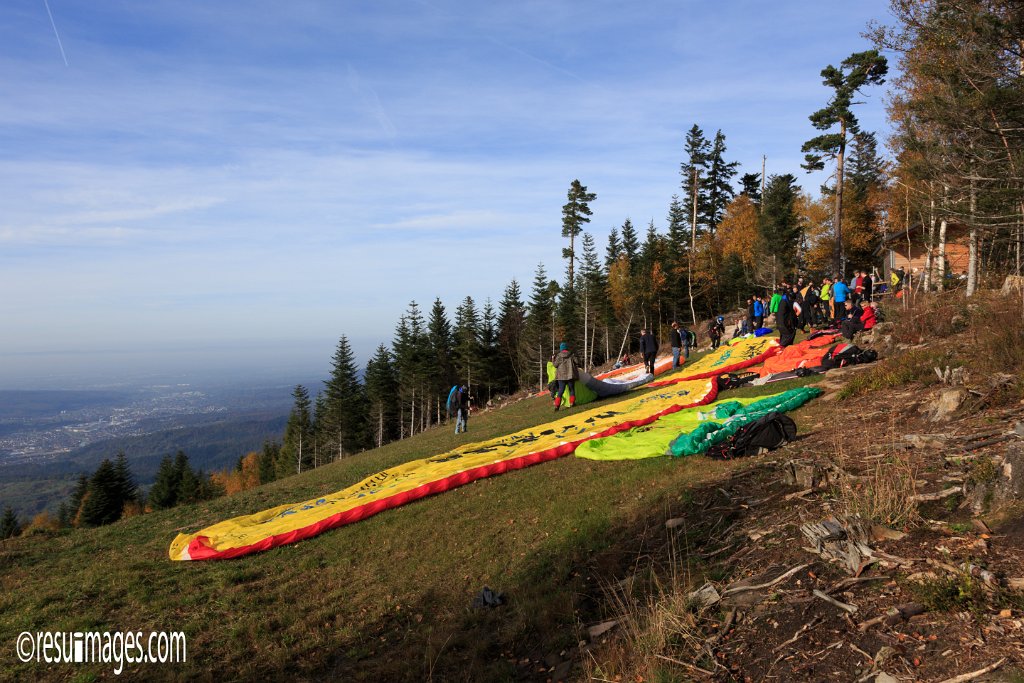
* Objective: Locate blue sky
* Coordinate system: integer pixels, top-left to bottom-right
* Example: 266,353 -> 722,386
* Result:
0,0 -> 895,388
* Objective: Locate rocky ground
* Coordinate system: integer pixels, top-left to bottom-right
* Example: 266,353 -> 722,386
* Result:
508,303 -> 1024,682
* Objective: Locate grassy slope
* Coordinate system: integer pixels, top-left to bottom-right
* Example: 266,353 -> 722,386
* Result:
0,351 -> 822,682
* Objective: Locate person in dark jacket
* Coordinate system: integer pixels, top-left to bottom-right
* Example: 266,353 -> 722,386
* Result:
669,322 -> 684,368
639,329 -> 658,374
550,342 -> 579,411
862,270 -> 874,302
802,281 -> 821,326
707,316 -> 725,350
790,283 -> 806,331
454,385 -> 472,433
776,294 -> 797,347
840,300 -> 865,340
745,298 -> 755,335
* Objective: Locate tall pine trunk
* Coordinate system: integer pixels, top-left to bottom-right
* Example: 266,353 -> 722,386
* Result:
833,119 -> 847,276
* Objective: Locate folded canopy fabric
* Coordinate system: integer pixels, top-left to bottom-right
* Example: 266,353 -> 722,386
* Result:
575,387 -> 821,461
647,336 -> 781,387
170,378 -> 718,561
756,334 -> 840,377
574,394 -> 772,461
545,363 -> 654,405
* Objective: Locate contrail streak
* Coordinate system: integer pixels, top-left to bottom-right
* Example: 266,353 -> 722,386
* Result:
42,0 -> 69,66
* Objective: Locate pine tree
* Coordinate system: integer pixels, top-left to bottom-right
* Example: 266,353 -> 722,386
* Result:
111,451 -> 138,510
739,172 -> 762,203
427,297 -> 455,419
175,454 -> 201,505
843,130 -> 888,269
525,263 -> 556,390
280,385 -> 314,476
363,344 -> 399,448
496,279 -> 526,392
561,180 -> 597,285
802,50 -> 888,274
604,227 -> 622,271
759,174 -> 802,278
79,459 -> 121,527
620,219 -> 640,270
148,454 -> 180,509
312,392 -> 327,465
680,124 -> 712,323
392,302 -> 431,436
323,335 -> 368,457
0,506 -> 20,539
453,296 -> 482,390
258,440 -> 280,485
578,231 -> 608,368
67,473 -> 89,525
666,195 -> 690,319
478,298 -> 499,401
703,130 -> 739,233
680,124 -> 711,237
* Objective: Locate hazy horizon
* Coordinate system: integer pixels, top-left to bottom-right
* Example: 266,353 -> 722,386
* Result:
2,1 -> 895,390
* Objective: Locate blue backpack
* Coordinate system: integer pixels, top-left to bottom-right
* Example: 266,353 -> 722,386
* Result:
446,385 -> 460,414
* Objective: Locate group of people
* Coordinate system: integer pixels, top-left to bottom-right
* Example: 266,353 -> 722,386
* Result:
534,269 -> 886,414
738,270 -> 881,347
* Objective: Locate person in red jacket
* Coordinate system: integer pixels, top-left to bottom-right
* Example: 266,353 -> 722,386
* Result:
860,301 -> 878,330
853,271 -> 865,304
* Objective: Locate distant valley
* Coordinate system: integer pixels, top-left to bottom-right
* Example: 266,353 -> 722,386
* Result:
0,382 -> 310,517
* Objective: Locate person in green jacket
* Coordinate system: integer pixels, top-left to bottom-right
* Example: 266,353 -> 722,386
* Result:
819,277 -> 833,325
768,286 -> 783,316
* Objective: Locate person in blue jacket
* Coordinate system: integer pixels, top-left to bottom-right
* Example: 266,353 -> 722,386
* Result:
831,275 -> 850,323
753,296 -> 765,330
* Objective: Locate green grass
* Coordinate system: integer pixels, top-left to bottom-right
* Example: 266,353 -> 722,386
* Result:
0,349 -> 824,681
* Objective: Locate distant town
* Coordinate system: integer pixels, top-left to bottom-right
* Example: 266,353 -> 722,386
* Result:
0,387 -> 226,465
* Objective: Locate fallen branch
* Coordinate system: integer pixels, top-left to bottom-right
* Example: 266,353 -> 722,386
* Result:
654,653 -> 715,676
849,641 -> 873,663
858,603 -> 926,631
871,549 -> 916,567
937,658 -> 1007,683
812,589 -> 858,613
957,428 -> 1005,443
962,435 -> 1015,452
707,608 -> 737,646
827,575 -> 889,594
784,488 -> 814,501
910,486 -> 962,503
722,564 -> 810,596
773,615 -> 823,652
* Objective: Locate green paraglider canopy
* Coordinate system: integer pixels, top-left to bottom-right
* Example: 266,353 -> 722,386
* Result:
574,387 -> 821,460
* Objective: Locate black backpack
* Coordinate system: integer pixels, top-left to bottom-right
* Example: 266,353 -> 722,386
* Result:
716,371 -> 760,391
820,343 -> 878,369
706,412 -> 797,460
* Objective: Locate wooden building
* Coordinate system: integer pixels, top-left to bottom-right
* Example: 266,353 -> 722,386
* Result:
881,222 -> 970,280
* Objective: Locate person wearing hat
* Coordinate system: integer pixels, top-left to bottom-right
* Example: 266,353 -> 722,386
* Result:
639,328 -> 659,374
550,342 -> 579,411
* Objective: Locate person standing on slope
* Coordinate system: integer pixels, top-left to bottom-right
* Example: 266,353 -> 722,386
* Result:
707,316 -> 726,350
831,275 -> 850,324
776,291 -> 797,347
752,295 -> 765,330
669,321 -> 684,369
454,385 -> 472,434
639,328 -> 659,375
551,342 -> 579,412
